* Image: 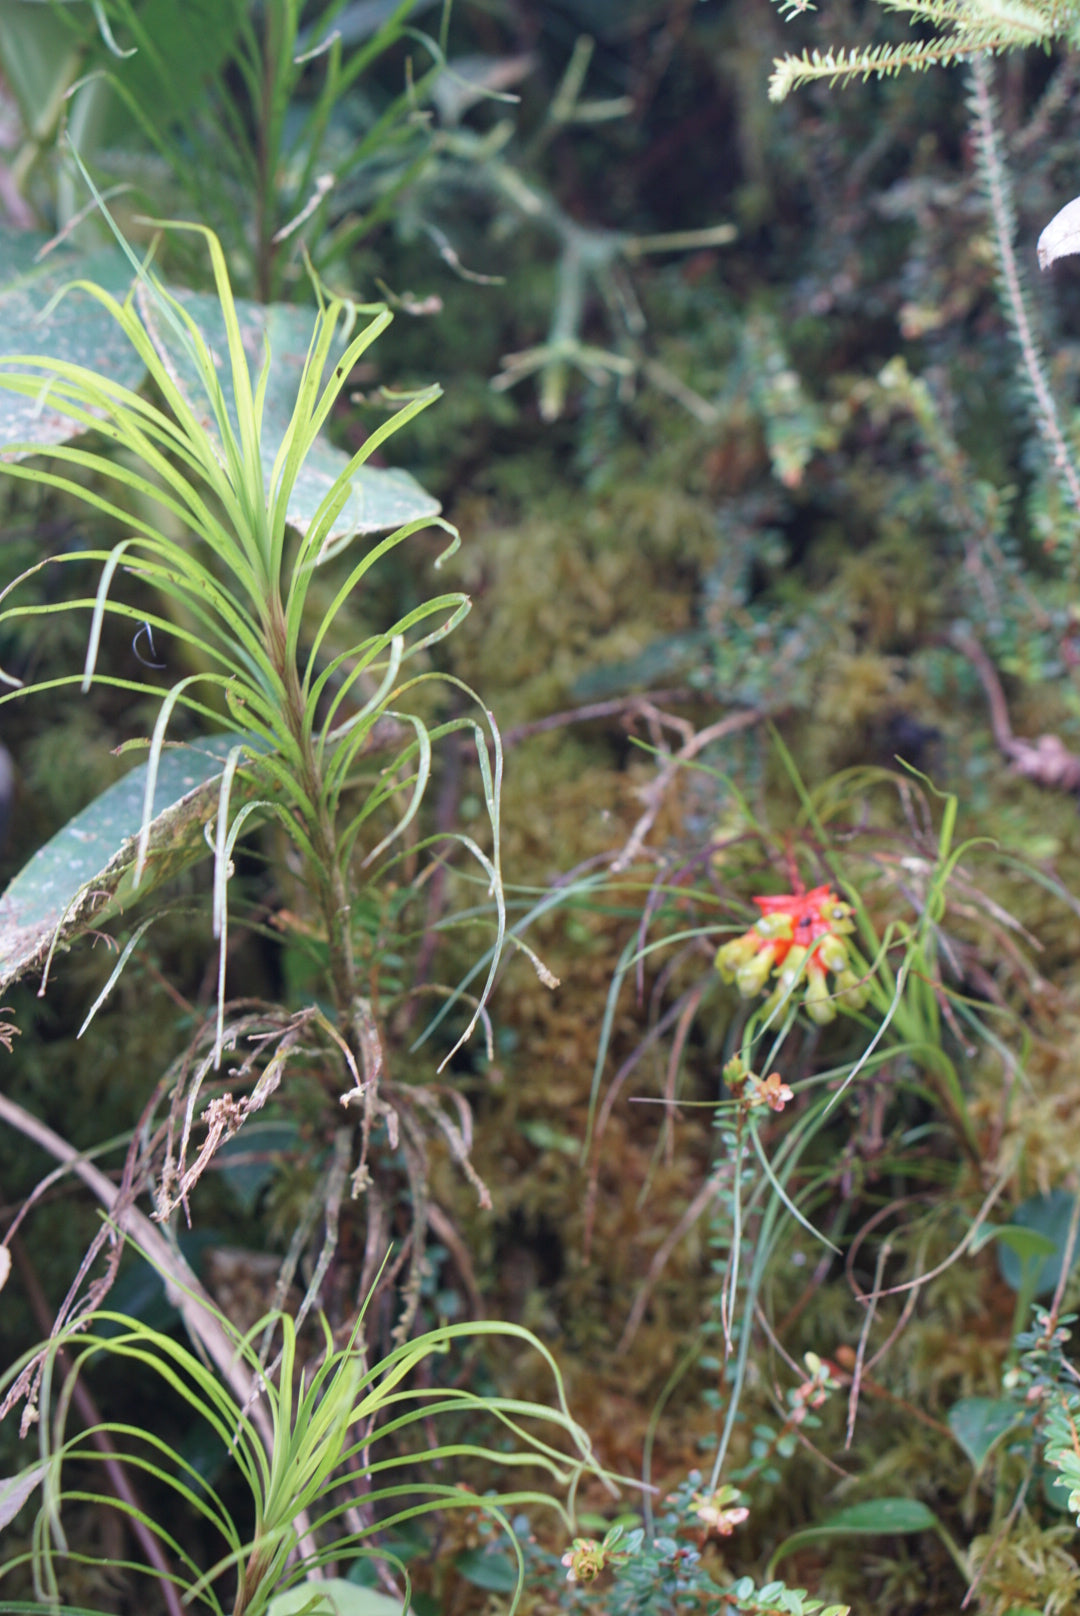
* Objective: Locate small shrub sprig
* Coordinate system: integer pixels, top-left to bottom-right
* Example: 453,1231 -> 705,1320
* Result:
1004,1306 -> 1080,1521
540,1478 -> 849,1615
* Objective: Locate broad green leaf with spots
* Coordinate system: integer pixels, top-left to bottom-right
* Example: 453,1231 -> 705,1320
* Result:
0,735 -> 259,990
0,227 -> 144,452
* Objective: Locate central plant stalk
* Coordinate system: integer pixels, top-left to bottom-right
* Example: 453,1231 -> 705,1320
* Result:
267,594 -> 359,1024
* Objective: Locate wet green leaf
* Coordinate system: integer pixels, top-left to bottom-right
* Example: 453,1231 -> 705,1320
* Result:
766,1496 -> 941,1580
0,734 -> 257,990
0,227 -> 144,451
948,1397 -> 1023,1471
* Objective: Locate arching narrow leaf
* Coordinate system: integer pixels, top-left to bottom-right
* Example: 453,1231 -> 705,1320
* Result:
140,292 -> 440,535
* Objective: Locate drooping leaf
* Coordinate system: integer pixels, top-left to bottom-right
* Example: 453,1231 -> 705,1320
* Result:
268,1579 -> 409,1616
948,1397 -> 1024,1471
141,292 -> 440,536
297,0 -> 444,54
996,1192 -> 1080,1298
0,226 -> 143,451
0,734 -> 258,990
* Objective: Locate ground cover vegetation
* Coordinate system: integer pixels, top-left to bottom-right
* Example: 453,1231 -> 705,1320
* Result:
7,1 -> 1080,1613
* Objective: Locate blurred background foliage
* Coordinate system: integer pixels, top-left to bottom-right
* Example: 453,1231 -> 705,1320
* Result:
8,1 -> 1080,1612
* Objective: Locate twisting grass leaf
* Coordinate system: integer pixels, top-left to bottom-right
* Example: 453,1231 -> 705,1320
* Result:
140,292 -> 440,536
0,734 -> 261,991
0,226 -> 143,450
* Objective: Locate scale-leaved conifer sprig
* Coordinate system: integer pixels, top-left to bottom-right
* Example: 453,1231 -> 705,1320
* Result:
768,0 -> 1078,100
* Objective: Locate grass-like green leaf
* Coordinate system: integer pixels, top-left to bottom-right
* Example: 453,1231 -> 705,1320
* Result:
140,291 -> 440,538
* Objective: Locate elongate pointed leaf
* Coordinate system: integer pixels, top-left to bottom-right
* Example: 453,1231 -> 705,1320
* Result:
0,1462 -> 46,1530
767,1497 -> 941,1579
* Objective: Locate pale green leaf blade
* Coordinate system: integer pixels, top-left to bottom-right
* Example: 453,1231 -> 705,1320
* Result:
268,1579 -> 410,1616
0,227 -> 143,451
140,293 -> 439,535
0,734 -> 256,990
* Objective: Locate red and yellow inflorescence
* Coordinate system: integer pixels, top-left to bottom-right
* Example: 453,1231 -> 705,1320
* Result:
714,884 -> 869,1025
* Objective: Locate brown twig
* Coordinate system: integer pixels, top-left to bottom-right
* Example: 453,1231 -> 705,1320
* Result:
0,1091 -> 328,1571
846,1240 -> 890,1449
952,628 -> 1080,792
617,1167 -> 726,1354
502,689 -> 694,748
611,707 -> 770,873
833,1344 -> 954,1441
0,1091 -> 275,1447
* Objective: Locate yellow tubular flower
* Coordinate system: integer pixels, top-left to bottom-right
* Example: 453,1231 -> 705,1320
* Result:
817,933 -> 849,973
736,944 -> 778,997
714,933 -> 760,982
804,965 -> 836,1024
835,968 -> 870,1010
